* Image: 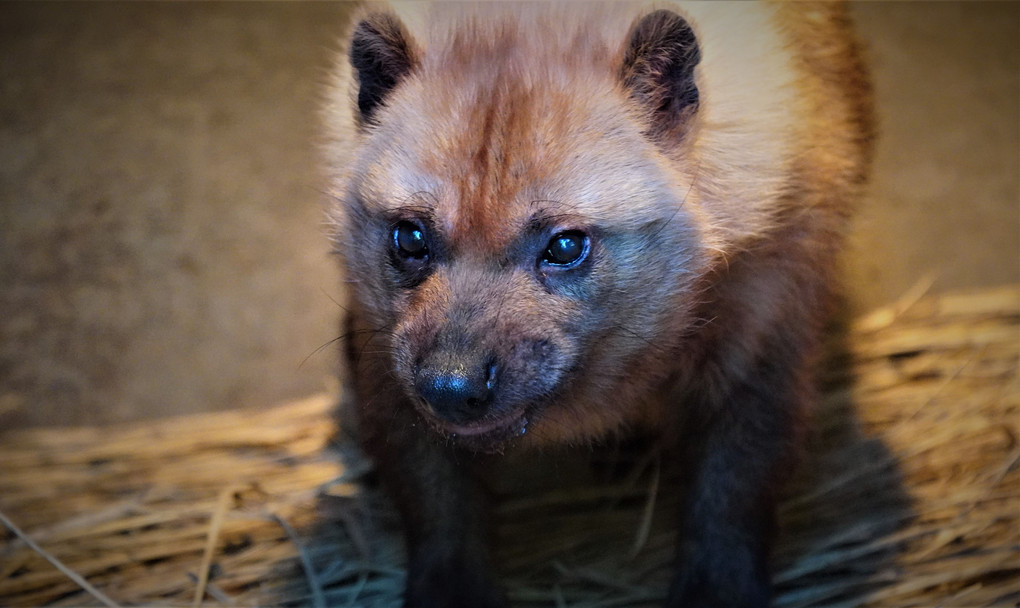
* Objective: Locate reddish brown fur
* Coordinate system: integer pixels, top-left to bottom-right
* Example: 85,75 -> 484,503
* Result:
326,3 -> 873,606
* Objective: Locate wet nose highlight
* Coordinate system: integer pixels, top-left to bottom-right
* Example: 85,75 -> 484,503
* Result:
415,362 -> 495,424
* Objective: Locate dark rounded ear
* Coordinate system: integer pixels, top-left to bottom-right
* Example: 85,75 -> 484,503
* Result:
349,12 -> 418,127
619,9 -> 701,143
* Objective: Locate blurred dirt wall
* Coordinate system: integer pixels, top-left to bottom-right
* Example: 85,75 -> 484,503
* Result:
1,3 -> 352,428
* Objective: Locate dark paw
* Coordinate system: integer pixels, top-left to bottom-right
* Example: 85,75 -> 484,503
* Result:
665,539 -> 771,608
403,556 -> 508,608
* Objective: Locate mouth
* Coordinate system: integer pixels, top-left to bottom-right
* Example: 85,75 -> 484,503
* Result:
423,408 -> 531,452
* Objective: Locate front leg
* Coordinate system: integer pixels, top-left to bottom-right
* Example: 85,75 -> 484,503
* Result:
667,360 -> 806,608
363,403 -> 507,608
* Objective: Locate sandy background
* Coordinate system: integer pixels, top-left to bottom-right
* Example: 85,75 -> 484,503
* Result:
1,2 -> 1016,429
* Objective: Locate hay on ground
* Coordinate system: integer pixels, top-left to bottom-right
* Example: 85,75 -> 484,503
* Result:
1,285 -> 1018,607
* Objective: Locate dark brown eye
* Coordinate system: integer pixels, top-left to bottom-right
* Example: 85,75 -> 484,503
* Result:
541,231 -> 588,267
394,221 -> 428,259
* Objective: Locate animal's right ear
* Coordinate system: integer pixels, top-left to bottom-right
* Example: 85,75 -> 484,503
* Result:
348,11 -> 419,127
619,9 -> 701,145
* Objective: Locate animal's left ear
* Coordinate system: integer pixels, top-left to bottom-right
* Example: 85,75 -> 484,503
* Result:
619,9 -> 702,143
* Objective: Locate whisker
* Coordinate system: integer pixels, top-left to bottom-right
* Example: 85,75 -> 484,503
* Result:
299,327 -> 392,369
299,335 -> 345,369
646,160 -> 702,243
319,287 -> 351,314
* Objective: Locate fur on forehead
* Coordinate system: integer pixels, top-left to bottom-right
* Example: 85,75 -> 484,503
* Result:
351,122 -> 699,245
347,3 -> 705,238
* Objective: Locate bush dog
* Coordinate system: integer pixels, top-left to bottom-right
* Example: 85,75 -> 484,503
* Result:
325,2 -> 872,606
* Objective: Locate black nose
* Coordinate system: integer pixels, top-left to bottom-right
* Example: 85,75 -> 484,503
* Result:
415,361 -> 496,425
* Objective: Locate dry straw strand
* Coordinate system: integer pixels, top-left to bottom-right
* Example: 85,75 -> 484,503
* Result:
0,508 -> 123,608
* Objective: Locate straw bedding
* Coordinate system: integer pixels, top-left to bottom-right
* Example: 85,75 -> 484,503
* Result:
1,285 -> 1018,607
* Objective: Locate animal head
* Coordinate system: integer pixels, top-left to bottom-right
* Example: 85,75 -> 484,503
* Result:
330,4 -> 717,451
